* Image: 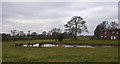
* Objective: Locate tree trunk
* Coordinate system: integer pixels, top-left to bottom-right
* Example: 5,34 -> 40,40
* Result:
74,28 -> 77,40
74,35 -> 76,40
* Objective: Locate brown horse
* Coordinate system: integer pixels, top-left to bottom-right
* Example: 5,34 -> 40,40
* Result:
39,43 -> 43,47
19,43 -> 23,47
27,43 -> 33,47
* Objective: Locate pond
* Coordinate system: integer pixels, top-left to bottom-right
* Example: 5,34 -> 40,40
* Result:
23,44 -> 112,48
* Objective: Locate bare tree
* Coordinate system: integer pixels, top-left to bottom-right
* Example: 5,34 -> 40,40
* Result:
94,24 -> 102,39
94,21 -> 109,39
109,21 -> 118,29
64,16 -> 88,40
94,21 -> 118,39
100,21 -> 109,30
50,28 -> 62,33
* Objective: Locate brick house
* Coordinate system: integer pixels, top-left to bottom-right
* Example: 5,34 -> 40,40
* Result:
99,29 -> 120,40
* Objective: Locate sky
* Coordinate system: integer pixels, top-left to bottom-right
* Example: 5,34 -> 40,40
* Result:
1,0 -> 119,2
1,2 -> 118,35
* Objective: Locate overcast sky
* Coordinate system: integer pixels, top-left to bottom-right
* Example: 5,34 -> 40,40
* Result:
2,2 -> 118,35
1,0 -> 119,2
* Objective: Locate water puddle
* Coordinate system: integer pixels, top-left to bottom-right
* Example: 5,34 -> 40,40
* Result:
22,44 -> 112,48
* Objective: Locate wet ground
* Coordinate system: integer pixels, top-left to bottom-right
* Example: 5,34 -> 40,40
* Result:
23,44 -> 112,48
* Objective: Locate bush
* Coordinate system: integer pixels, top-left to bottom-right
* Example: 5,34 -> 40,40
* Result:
58,34 -> 63,41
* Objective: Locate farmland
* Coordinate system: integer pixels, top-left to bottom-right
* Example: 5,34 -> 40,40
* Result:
2,37 -> 118,62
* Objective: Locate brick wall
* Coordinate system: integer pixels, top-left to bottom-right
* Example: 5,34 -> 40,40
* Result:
99,29 -> 120,40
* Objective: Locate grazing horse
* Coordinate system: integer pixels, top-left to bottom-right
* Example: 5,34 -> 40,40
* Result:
15,43 -> 18,46
30,43 -> 33,47
91,45 -> 95,46
27,43 -> 30,47
19,43 -> 23,47
27,43 -> 33,47
39,43 -> 43,47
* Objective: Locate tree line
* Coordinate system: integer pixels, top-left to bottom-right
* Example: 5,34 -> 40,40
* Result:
2,16 -> 89,41
2,28 -> 72,41
2,16 -> 118,41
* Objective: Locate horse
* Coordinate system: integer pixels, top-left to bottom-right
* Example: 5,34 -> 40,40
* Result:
15,43 -> 18,46
19,43 -> 23,47
27,43 -> 33,47
39,43 -> 43,47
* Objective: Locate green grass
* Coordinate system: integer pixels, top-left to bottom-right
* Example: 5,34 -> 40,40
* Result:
54,37 -> 118,45
3,37 -> 118,45
2,39 -> 55,45
2,38 -> 118,62
0,42 -> 2,63
2,46 -> 118,62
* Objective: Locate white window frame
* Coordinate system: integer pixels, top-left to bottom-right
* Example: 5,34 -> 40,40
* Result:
101,36 -> 103,38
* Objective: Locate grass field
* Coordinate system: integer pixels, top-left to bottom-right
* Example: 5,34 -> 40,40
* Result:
2,38 -> 118,62
53,37 -> 118,45
3,37 -> 118,45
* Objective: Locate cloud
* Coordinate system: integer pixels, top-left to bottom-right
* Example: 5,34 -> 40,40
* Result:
2,2 -> 118,35
0,2 -> 2,33
2,0 -> 119,2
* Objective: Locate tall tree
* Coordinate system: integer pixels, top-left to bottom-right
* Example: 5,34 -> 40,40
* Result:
27,30 -> 31,36
109,21 -> 118,29
64,16 -> 88,40
18,31 -> 25,36
49,28 -> 62,40
94,24 -> 102,39
94,21 -> 108,39
47,31 -> 52,36
31,32 -> 38,36
94,21 -> 117,39
42,31 -> 47,36
11,29 -> 18,36
50,28 -> 62,33
99,21 -> 109,30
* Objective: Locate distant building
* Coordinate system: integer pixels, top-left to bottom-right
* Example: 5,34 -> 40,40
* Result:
99,29 -> 120,40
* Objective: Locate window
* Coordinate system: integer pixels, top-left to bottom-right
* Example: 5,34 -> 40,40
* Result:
111,36 -> 113,40
114,36 -> 116,40
101,36 -> 103,38
116,36 -> 118,40
104,31 -> 107,35
108,31 -> 110,36
111,36 -> 115,40
116,32 -> 118,35
105,36 -> 107,39
112,31 -> 114,34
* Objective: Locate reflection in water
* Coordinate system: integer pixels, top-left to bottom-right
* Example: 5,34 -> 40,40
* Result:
22,44 -> 112,48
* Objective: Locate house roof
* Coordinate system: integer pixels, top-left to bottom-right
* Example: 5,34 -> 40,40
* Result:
99,29 -> 120,32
